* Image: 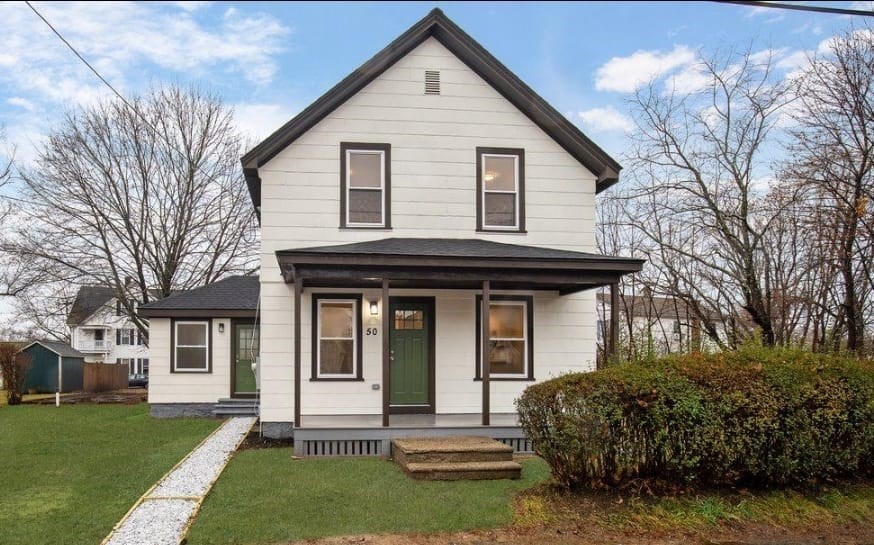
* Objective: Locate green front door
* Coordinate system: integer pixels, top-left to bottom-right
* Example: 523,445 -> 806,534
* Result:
389,299 -> 432,408
233,323 -> 259,397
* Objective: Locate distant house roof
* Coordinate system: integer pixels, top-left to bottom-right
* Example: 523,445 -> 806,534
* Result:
598,293 -> 723,323
67,286 -> 115,325
279,238 -> 639,263
21,340 -> 85,359
138,276 -> 259,318
241,8 -> 622,217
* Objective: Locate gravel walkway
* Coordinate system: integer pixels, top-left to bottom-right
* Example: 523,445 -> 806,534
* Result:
103,416 -> 256,545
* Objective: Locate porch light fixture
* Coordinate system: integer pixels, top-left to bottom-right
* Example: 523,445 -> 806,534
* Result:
218,322 -> 225,333
369,300 -> 379,316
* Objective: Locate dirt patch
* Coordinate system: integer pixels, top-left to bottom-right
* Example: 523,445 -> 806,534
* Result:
285,521 -> 874,545
24,389 -> 147,405
238,430 -> 294,450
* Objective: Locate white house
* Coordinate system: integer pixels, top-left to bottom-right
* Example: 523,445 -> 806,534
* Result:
139,9 -> 643,451
596,291 -> 726,361
68,286 -> 150,376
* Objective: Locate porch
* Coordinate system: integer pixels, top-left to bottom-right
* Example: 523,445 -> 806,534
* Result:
276,237 -> 644,434
292,413 -> 528,457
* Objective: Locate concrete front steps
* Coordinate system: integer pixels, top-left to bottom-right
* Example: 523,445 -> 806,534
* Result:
213,398 -> 258,417
392,436 -> 522,480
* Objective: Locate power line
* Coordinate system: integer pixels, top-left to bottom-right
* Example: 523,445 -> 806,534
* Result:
714,1 -> 874,17
23,1 -> 244,205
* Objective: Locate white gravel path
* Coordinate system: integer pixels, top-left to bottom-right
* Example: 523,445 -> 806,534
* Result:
104,416 -> 256,545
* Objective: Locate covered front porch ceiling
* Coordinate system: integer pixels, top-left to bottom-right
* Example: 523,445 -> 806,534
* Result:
276,238 -> 644,295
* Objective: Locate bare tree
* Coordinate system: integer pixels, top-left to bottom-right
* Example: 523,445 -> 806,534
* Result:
0,343 -> 31,405
6,85 -> 258,341
784,27 -> 874,353
622,46 -> 795,347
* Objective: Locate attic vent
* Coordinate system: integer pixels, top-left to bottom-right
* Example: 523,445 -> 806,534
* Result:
424,70 -> 440,95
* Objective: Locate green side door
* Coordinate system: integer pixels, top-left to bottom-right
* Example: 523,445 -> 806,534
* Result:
389,301 -> 430,406
234,323 -> 259,397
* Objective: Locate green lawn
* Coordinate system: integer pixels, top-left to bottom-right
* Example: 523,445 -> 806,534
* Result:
0,403 -> 219,545
187,449 -> 550,545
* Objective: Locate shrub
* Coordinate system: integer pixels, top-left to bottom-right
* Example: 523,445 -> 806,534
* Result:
516,347 -> 874,490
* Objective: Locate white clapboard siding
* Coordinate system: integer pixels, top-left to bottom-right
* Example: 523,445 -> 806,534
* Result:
147,318 -> 232,404
258,37 -> 599,423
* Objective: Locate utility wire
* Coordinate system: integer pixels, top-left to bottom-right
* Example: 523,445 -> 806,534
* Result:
23,1 -> 243,202
714,1 -> 874,17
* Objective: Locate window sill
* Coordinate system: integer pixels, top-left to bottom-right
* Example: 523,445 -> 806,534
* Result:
172,369 -> 212,374
476,228 -> 527,234
309,377 -> 365,382
473,376 -> 535,382
339,226 -> 393,230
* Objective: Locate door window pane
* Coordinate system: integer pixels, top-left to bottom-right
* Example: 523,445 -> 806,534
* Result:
394,309 -> 424,330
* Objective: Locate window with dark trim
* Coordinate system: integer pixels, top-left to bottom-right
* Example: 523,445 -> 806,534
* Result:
171,319 -> 211,373
311,294 -> 364,381
475,295 -> 534,380
476,147 -> 525,232
340,143 -> 391,228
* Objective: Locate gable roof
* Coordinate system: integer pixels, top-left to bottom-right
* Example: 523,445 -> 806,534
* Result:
138,276 -> 259,318
241,8 -> 622,215
280,238 -> 641,264
21,340 -> 85,359
67,286 -> 115,325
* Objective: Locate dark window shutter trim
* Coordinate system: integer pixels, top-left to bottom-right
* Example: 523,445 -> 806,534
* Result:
116,330 -> 120,345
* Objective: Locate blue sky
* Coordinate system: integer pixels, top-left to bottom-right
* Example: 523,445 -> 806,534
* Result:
1,1 -> 872,166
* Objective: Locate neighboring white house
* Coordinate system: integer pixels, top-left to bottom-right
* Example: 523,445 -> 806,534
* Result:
140,9 -> 643,448
596,291 -> 726,361
68,286 -> 150,376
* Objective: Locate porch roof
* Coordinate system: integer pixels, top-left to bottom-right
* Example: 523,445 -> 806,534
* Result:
276,238 -> 644,294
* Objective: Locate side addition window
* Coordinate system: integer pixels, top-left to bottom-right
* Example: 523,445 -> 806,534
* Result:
477,148 -> 525,232
341,143 -> 391,228
173,321 -> 210,373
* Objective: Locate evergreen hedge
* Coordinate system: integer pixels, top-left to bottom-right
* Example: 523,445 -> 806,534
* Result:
516,348 -> 874,490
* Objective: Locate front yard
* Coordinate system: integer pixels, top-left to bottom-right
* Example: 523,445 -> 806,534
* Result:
187,448 -> 549,544
0,403 -> 219,545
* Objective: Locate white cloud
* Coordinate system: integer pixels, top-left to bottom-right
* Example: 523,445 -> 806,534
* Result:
776,50 -> 811,79
577,106 -> 633,133
666,63 -> 710,94
595,45 -> 697,93
233,103 -> 296,142
1,1 -> 290,107
7,97 -> 36,112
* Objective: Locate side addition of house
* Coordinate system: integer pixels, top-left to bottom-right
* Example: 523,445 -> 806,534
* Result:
140,9 -> 644,451
68,286 -> 150,376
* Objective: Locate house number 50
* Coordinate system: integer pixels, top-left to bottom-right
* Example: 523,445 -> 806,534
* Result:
365,328 -> 378,336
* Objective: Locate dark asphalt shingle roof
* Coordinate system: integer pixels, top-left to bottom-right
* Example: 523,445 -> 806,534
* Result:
279,238 -> 634,262
138,276 -> 259,311
24,340 -> 85,359
67,286 -> 115,325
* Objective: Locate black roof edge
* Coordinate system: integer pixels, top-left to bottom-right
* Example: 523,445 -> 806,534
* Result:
241,8 -> 622,211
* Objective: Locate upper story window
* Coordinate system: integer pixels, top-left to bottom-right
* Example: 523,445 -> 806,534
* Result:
340,143 -> 391,229
117,328 -> 135,345
476,147 -> 525,232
